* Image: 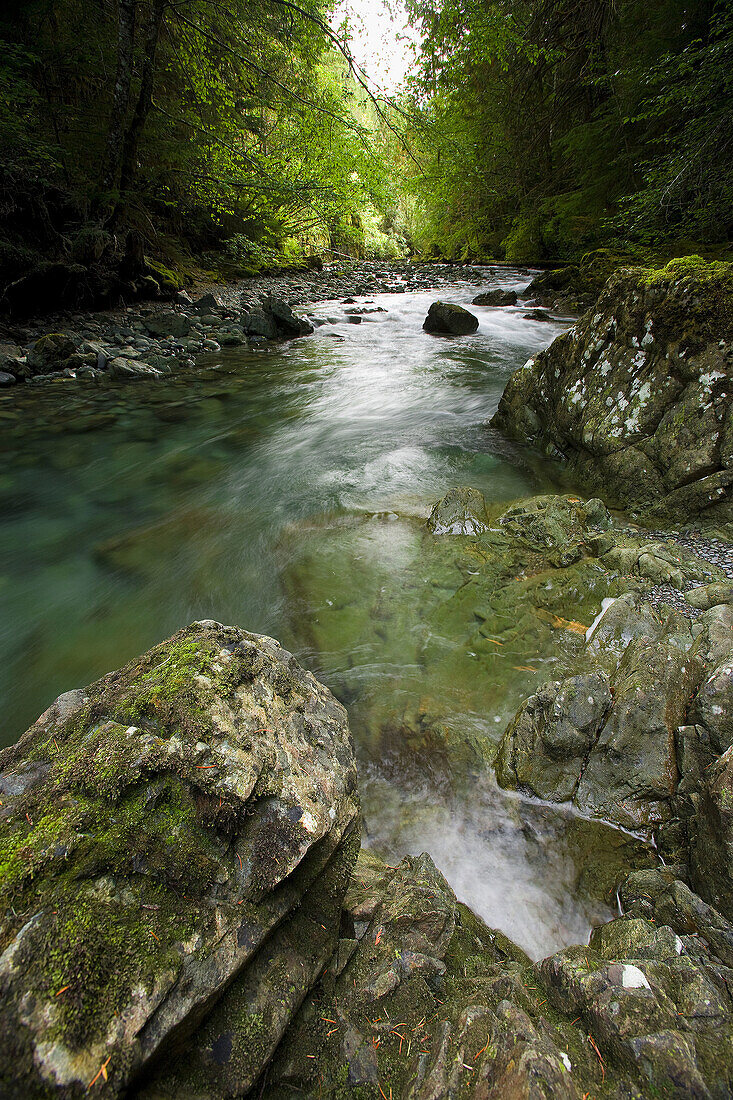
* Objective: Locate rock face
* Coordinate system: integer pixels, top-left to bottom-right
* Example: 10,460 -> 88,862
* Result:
496,589 -> 733,879
492,259 -> 733,522
423,301 -> 479,335
264,848 -> 733,1100
0,622 -> 359,1099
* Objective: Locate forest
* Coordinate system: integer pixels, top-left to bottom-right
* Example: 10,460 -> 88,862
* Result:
1,0 -> 731,313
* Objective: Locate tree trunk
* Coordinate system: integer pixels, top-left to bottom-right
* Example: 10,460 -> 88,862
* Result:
119,0 -> 166,196
99,0 -> 137,194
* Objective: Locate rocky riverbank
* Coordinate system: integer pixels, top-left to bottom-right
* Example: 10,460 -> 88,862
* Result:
0,261 -> 532,388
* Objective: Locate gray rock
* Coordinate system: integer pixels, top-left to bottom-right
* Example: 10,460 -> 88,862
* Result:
691,746 -> 733,920
144,311 -> 191,338
0,622 -> 359,1099
0,371 -> 16,386
492,260 -> 733,523
472,289 -> 518,306
426,486 -> 490,534
191,292 -> 221,314
26,333 -> 76,373
423,301 -> 479,335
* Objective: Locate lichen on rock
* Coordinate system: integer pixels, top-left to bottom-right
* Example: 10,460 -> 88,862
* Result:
492,259 -> 733,523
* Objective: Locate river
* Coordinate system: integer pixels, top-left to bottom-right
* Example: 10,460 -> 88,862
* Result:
0,269 -> 649,957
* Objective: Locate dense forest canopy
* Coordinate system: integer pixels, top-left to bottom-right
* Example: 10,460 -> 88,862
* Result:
405,0 -> 733,260
0,0 -> 731,308
0,0 -> 401,303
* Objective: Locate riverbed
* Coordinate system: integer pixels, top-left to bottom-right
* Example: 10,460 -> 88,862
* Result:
0,269 -> 649,957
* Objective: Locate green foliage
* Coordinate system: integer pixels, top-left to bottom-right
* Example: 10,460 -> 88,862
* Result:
406,0 -> 732,261
0,0 -> 406,286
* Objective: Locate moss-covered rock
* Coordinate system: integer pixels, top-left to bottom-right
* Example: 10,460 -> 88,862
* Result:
265,847 -> 733,1099
0,622 -> 359,1099
493,259 -> 733,523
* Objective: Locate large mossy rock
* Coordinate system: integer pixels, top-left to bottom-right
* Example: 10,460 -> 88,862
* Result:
423,301 -> 479,335
0,622 -> 359,1099
492,259 -> 733,523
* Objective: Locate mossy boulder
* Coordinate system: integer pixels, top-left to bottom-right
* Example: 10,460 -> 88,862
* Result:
0,622 -> 359,1099
493,259 -> 733,523
423,301 -> 479,335
26,333 -> 77,374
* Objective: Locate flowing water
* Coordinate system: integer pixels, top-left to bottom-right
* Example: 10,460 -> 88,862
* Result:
0,269 -> 651,957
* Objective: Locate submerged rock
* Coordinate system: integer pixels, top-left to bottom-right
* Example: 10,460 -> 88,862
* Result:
492,258 -> 733,523
423,300 -> 479,335
0,622 -> 359,1099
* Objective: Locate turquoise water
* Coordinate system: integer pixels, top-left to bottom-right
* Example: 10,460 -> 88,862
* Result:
0,276 -> 649,955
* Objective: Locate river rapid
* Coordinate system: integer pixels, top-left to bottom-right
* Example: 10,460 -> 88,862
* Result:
0,268 -> 647,957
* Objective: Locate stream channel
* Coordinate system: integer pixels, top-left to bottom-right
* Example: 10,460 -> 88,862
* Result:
0,268 -> 651,959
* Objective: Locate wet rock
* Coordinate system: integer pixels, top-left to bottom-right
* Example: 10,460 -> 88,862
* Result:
107,357 -> 163,380
423,300 -> 479,335
492,259 -> 733,523
523,308 -> 555,321
691,746 -> 733,919
0,370 -> 16,386
472,289 -> 518,307
0,622 -> 359,1099
426,486 -> 491,534
496,588 -> 708,833
26,332 -> 76,373
495,672 -> 612,801
265,294 -> 314,337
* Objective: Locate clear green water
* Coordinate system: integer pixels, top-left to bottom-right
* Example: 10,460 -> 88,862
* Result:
0,278 -> 650,955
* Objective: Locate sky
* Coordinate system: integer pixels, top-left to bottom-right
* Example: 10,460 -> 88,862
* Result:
332,0 -> 422,94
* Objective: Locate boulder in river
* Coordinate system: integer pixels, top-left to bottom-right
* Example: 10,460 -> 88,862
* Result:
472,289 -> 518,306
493,258 -> 733,524
0,621 -> 359,1099
423,300 -> 479,335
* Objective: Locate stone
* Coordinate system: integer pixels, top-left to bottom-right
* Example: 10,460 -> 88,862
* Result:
0,622 -> 359,1099
106,357 -> 163,380
144,311 -> 191,338
191,292 -> 220,314
426,486 -> 490,534
685,580 -> 733,610
691,746 -> 733,920
0,371 -> 16,386
472,289 -> 518,307
265,295 -> 314,337
423,300 -> 479,335
26,333 -> 76,372
495,672 -> 612,801
492,259 -> 733,523
0,343 -> 24,378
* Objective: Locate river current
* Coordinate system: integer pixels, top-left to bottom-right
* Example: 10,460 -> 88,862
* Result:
0,269 -> 649,957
